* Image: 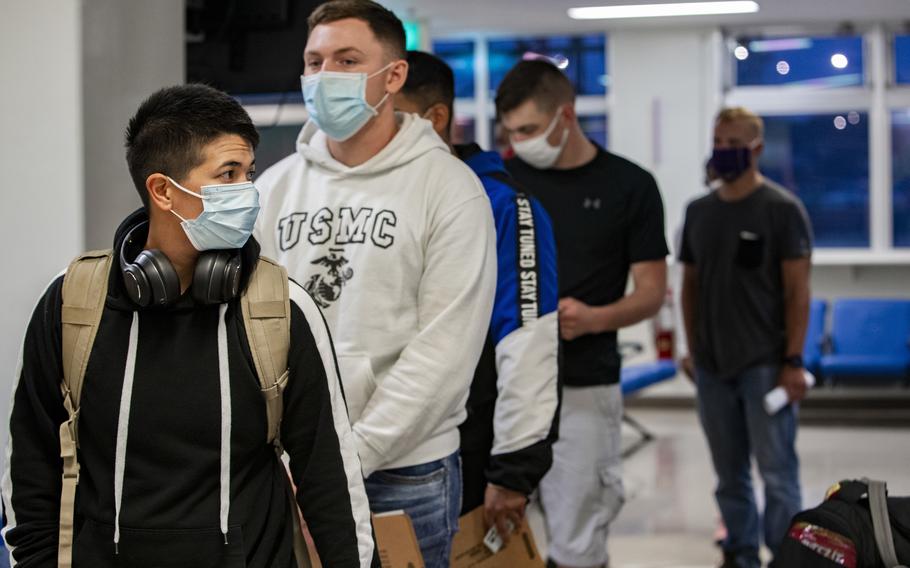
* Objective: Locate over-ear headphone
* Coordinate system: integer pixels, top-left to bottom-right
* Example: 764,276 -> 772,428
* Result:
120,221 -> 242,308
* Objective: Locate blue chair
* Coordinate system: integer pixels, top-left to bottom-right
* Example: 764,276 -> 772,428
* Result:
620,359 -> 678,457
819,299 -> 910,381
621,360 -> 678,396
803,298 -> 827,376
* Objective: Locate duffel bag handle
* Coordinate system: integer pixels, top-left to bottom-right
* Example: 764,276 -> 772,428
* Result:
865,478 -> 908,568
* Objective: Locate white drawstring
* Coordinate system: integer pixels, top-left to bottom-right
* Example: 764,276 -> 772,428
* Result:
217,304 -> 232,544
111,307 -> 232,551
113,312 -> 140,553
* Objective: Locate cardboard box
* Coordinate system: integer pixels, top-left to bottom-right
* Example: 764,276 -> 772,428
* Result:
305,510 -> 425,568
450,507 -> 545,568
373,510 -> 425,568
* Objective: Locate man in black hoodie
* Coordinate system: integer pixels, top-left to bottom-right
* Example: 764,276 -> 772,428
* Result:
2,84 -> 377,568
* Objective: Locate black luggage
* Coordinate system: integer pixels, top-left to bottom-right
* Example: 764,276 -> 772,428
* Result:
778,479 -> 910,568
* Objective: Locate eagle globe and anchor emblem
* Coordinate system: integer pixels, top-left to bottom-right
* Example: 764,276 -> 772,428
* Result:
304,248 -> 354,308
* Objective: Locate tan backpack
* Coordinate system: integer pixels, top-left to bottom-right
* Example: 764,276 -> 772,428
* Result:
57,250 -> 311,568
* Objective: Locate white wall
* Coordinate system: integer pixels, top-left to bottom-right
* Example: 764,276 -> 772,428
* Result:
0,0 -> 184,472
609,27 -> 724,253
0,0 -> 85,467
83,0 -> 184,249
609,28 -> 726,362
811,265 -> 910,300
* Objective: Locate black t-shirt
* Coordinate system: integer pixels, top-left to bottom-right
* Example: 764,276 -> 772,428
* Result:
507,146 -> 669,386
679,180 -> 813,378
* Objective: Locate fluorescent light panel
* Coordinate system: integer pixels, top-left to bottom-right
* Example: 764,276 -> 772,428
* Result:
748,38 -> 812,53
568,1 -> 759,20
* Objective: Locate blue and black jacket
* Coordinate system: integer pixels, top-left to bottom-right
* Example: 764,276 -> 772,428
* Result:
455,144 -> 560,511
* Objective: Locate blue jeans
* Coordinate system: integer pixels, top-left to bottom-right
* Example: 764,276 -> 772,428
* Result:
365,452 -> 461,568
696,365 -> 802,568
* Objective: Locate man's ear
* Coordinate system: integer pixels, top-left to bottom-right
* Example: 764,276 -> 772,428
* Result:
751,140 -> 765,161
385,59 -> 409,94
426,102 -> 452,142
146,174 -> 173,212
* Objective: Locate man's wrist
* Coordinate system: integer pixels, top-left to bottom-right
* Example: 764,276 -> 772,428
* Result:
592,304 -> 614,334
782,354 -> 804,369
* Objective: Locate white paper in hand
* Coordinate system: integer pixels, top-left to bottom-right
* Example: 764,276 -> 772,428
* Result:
482,519 -> 516,554
763,370 -> 816,415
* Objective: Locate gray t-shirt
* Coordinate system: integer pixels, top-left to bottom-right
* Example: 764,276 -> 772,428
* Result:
679,180 -> 813,378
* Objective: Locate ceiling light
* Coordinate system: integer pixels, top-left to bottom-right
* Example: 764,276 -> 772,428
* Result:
831,53 -> 849,69
748,38 -> 812,52
568,1 -> 759,20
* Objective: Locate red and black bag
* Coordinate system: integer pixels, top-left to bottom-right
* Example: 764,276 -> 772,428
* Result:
778,479 -> 910,568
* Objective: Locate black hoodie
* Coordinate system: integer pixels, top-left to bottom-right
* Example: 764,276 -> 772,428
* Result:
2,210 -> 378,567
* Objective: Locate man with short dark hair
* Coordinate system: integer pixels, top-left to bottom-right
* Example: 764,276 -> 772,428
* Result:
680,106 -> 812,568
496,60 -> 669,568
396,50 -> 560,541
2,84 -> 377,567
255,2 -> 496,566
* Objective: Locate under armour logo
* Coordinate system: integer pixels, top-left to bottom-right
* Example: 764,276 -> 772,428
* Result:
583,198 -> 602,210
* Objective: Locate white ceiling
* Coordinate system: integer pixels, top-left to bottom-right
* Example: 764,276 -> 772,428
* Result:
382,0 -> 910,37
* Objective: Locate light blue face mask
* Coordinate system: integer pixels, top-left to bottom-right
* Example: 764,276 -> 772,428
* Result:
301,62 -> 394,141
168,177 -> 260,251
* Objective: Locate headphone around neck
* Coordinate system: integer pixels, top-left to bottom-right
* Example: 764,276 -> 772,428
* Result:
119,221 -> 242,308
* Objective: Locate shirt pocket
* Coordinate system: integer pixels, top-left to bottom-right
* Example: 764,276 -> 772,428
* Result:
735,231 -> 765,269
74,519 -> 246,568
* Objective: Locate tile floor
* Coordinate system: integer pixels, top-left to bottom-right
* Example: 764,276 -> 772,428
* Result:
527,408 -> 910,567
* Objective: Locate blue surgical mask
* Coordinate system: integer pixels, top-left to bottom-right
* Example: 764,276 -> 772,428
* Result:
301,62 -> 394,141
168,177 -> 260,251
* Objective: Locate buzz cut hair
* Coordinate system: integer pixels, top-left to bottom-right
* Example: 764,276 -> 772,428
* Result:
495,59 -> 575,117
307,0 -> 407,60
124,84 -> 258,208
401,50 -> 455,125
715,106 -> 764,141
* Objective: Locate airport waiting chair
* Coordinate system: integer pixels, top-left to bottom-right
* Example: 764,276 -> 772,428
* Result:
803,298 -> 827,376
620,359 -> 678,458
819,299 -> 910,382
621,360 -> 678,396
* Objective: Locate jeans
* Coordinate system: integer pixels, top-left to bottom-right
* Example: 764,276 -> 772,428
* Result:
696,365 -> 802,568
364,452 -> 461,568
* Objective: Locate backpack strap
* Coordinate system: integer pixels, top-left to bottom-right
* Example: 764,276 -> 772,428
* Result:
866,479 -> 909,568
240,257 -> 290,448
240,257 -> 311,568
59,249 -> 113,568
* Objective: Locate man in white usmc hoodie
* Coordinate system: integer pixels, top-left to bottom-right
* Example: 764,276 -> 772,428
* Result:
254,2 -> 496,567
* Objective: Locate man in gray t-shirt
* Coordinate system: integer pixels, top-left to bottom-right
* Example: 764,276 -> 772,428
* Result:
680,107 -> 813,568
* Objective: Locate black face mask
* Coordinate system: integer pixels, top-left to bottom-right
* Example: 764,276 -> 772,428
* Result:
710,147 -> 753,182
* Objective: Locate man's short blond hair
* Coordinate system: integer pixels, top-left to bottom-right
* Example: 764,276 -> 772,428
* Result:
715,107 -> 764,141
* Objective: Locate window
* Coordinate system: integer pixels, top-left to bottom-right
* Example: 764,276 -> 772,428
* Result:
893,110 -> 910,247
733,36 -> 864,88
488,35 -> 607,96
895,35 -> 910,85
760,113 -> 870,247
432,40 -> 476,98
